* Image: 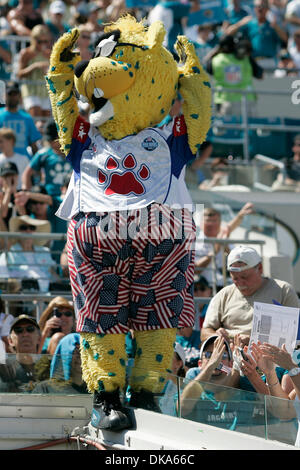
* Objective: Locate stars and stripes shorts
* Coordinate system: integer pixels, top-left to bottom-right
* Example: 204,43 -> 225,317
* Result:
67,203 -> 196,335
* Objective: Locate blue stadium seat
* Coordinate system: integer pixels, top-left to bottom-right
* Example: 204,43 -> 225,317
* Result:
248,117 -> 287,159
283,118 -> 300,159
210,115 -> 244,158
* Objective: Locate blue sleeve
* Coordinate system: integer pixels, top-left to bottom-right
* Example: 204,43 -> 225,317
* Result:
26,115 -> 42,144
66,116 -> 91,176
29,150 -> 44,171
167,115 -> 195,178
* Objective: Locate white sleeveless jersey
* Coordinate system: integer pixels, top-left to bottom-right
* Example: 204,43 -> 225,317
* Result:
56,115 -> 195,220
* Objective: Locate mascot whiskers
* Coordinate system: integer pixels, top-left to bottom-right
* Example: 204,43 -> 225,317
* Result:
46,14 -> 211,431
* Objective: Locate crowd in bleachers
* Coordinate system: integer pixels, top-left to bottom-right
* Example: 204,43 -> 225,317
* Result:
0,0 -> 299,446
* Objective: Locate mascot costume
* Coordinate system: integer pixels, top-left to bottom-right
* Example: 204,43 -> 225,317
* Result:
46,14 -> 211,431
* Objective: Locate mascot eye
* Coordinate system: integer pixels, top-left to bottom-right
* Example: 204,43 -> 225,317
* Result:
97,35 -> 118,57
94,30 -> 121,58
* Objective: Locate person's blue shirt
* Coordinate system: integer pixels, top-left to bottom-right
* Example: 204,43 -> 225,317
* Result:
161,1 -> 190,54
241,18 -> 281,58
45,20 -> 70,42
0,108 -> 42,158
29,147 -> 72,196
176,330 -> 200,351
226,5 -> 251,25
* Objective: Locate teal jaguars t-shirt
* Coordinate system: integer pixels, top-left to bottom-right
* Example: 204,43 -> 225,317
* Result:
29,147 -> 72,196
241,19 -> 281,58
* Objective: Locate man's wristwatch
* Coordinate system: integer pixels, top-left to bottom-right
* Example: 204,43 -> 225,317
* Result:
288,367 -> 300,377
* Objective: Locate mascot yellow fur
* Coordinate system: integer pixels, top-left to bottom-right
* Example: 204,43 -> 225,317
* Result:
46,15 -> 211,431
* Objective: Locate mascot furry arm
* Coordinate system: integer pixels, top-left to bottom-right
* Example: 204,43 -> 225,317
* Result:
46,16 -> 211,432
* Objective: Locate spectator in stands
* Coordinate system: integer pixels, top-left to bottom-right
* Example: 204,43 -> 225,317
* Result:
288,29 -> 300,74
0,296 -> 14,352
179,335 -> 247,427
194,203 -> 254,289
45,0 -> 70,43
193,274 -> 212,334
0,314 -> 42,392
285,0 -> 300,47
14,183 -> 68,263
199,157 -> 230,189
76,24 -> 93,61
206,35 -> 263,117
0,161 -> 20,231
189,140 -> 213,186
17,24 -> 52,118
192,24 -> 220,66
159,342 -> 186,416
176,325 -> 200,358
0,35 -> 11,82
0,82 -> 42,159
147,0 -> 190,57
0,127 -> 29,190
38,296 -> 76,355
225,0 -> 288,69
7,0 -> 44,37
32,333 -> 88,394
239,342 -> 298,425
201,245 -> 300,347
22,118 -> 72,197
272,134 -> 300,190
267,0 -> 289,30
0,214 -> 58,292
81,2 -> 103,41
274,48 -> 297,76
224,0 -> 252,26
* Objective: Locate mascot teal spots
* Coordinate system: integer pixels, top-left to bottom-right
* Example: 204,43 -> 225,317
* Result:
46,15 -> 211,431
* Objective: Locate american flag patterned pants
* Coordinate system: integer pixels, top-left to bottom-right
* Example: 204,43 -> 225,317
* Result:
67,203 -> 196,335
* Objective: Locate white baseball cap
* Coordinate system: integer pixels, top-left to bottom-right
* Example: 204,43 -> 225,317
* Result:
199,335 -> 232,360
49,0 -> 66,14
227,245 -> 262,272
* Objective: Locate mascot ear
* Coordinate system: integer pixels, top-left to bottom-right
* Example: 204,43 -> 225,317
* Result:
147,21 -> 166,49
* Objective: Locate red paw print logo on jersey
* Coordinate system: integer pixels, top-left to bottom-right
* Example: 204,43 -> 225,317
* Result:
98,154 -> 150,196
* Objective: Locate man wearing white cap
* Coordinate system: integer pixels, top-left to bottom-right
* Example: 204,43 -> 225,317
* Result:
201,245 -> 299,347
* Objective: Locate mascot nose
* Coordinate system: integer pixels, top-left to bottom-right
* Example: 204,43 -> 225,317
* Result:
75,56 -> 136,101
75,60 -> 90,78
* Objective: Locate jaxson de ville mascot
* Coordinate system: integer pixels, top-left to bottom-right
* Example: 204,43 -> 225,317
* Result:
46,14 -> 211,431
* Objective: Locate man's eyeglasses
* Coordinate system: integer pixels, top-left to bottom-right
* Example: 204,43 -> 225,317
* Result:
37,39 -> 50,45
203,351 -> 230,360
19,224 -> 36,231
13,325 -> 36,334
54,310 -> 73,318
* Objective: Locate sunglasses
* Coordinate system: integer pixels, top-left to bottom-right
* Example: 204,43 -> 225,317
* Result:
81,35 -> 91,40
19,224 -> 36,231
13,325 -> 36,334
203,351 -> 230,360
54,310 -> 73,318
37,39 -> 50,44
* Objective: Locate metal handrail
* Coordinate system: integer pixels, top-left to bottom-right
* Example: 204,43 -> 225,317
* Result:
210,86 -> 299,162
253,154 -> 287,191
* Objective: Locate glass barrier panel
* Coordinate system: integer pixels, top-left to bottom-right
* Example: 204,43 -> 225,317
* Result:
264,393 -> 299,447
0,353 -> 89,395
175,375 -> 299,448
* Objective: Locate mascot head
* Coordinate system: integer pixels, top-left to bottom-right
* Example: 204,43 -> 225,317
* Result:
47,15 -> 211,154
74,15 -> 179,140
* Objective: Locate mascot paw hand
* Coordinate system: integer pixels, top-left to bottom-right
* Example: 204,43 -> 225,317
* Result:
49,28 -> 80,72
175,35 -> 201,75
59,29 -> 80,62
